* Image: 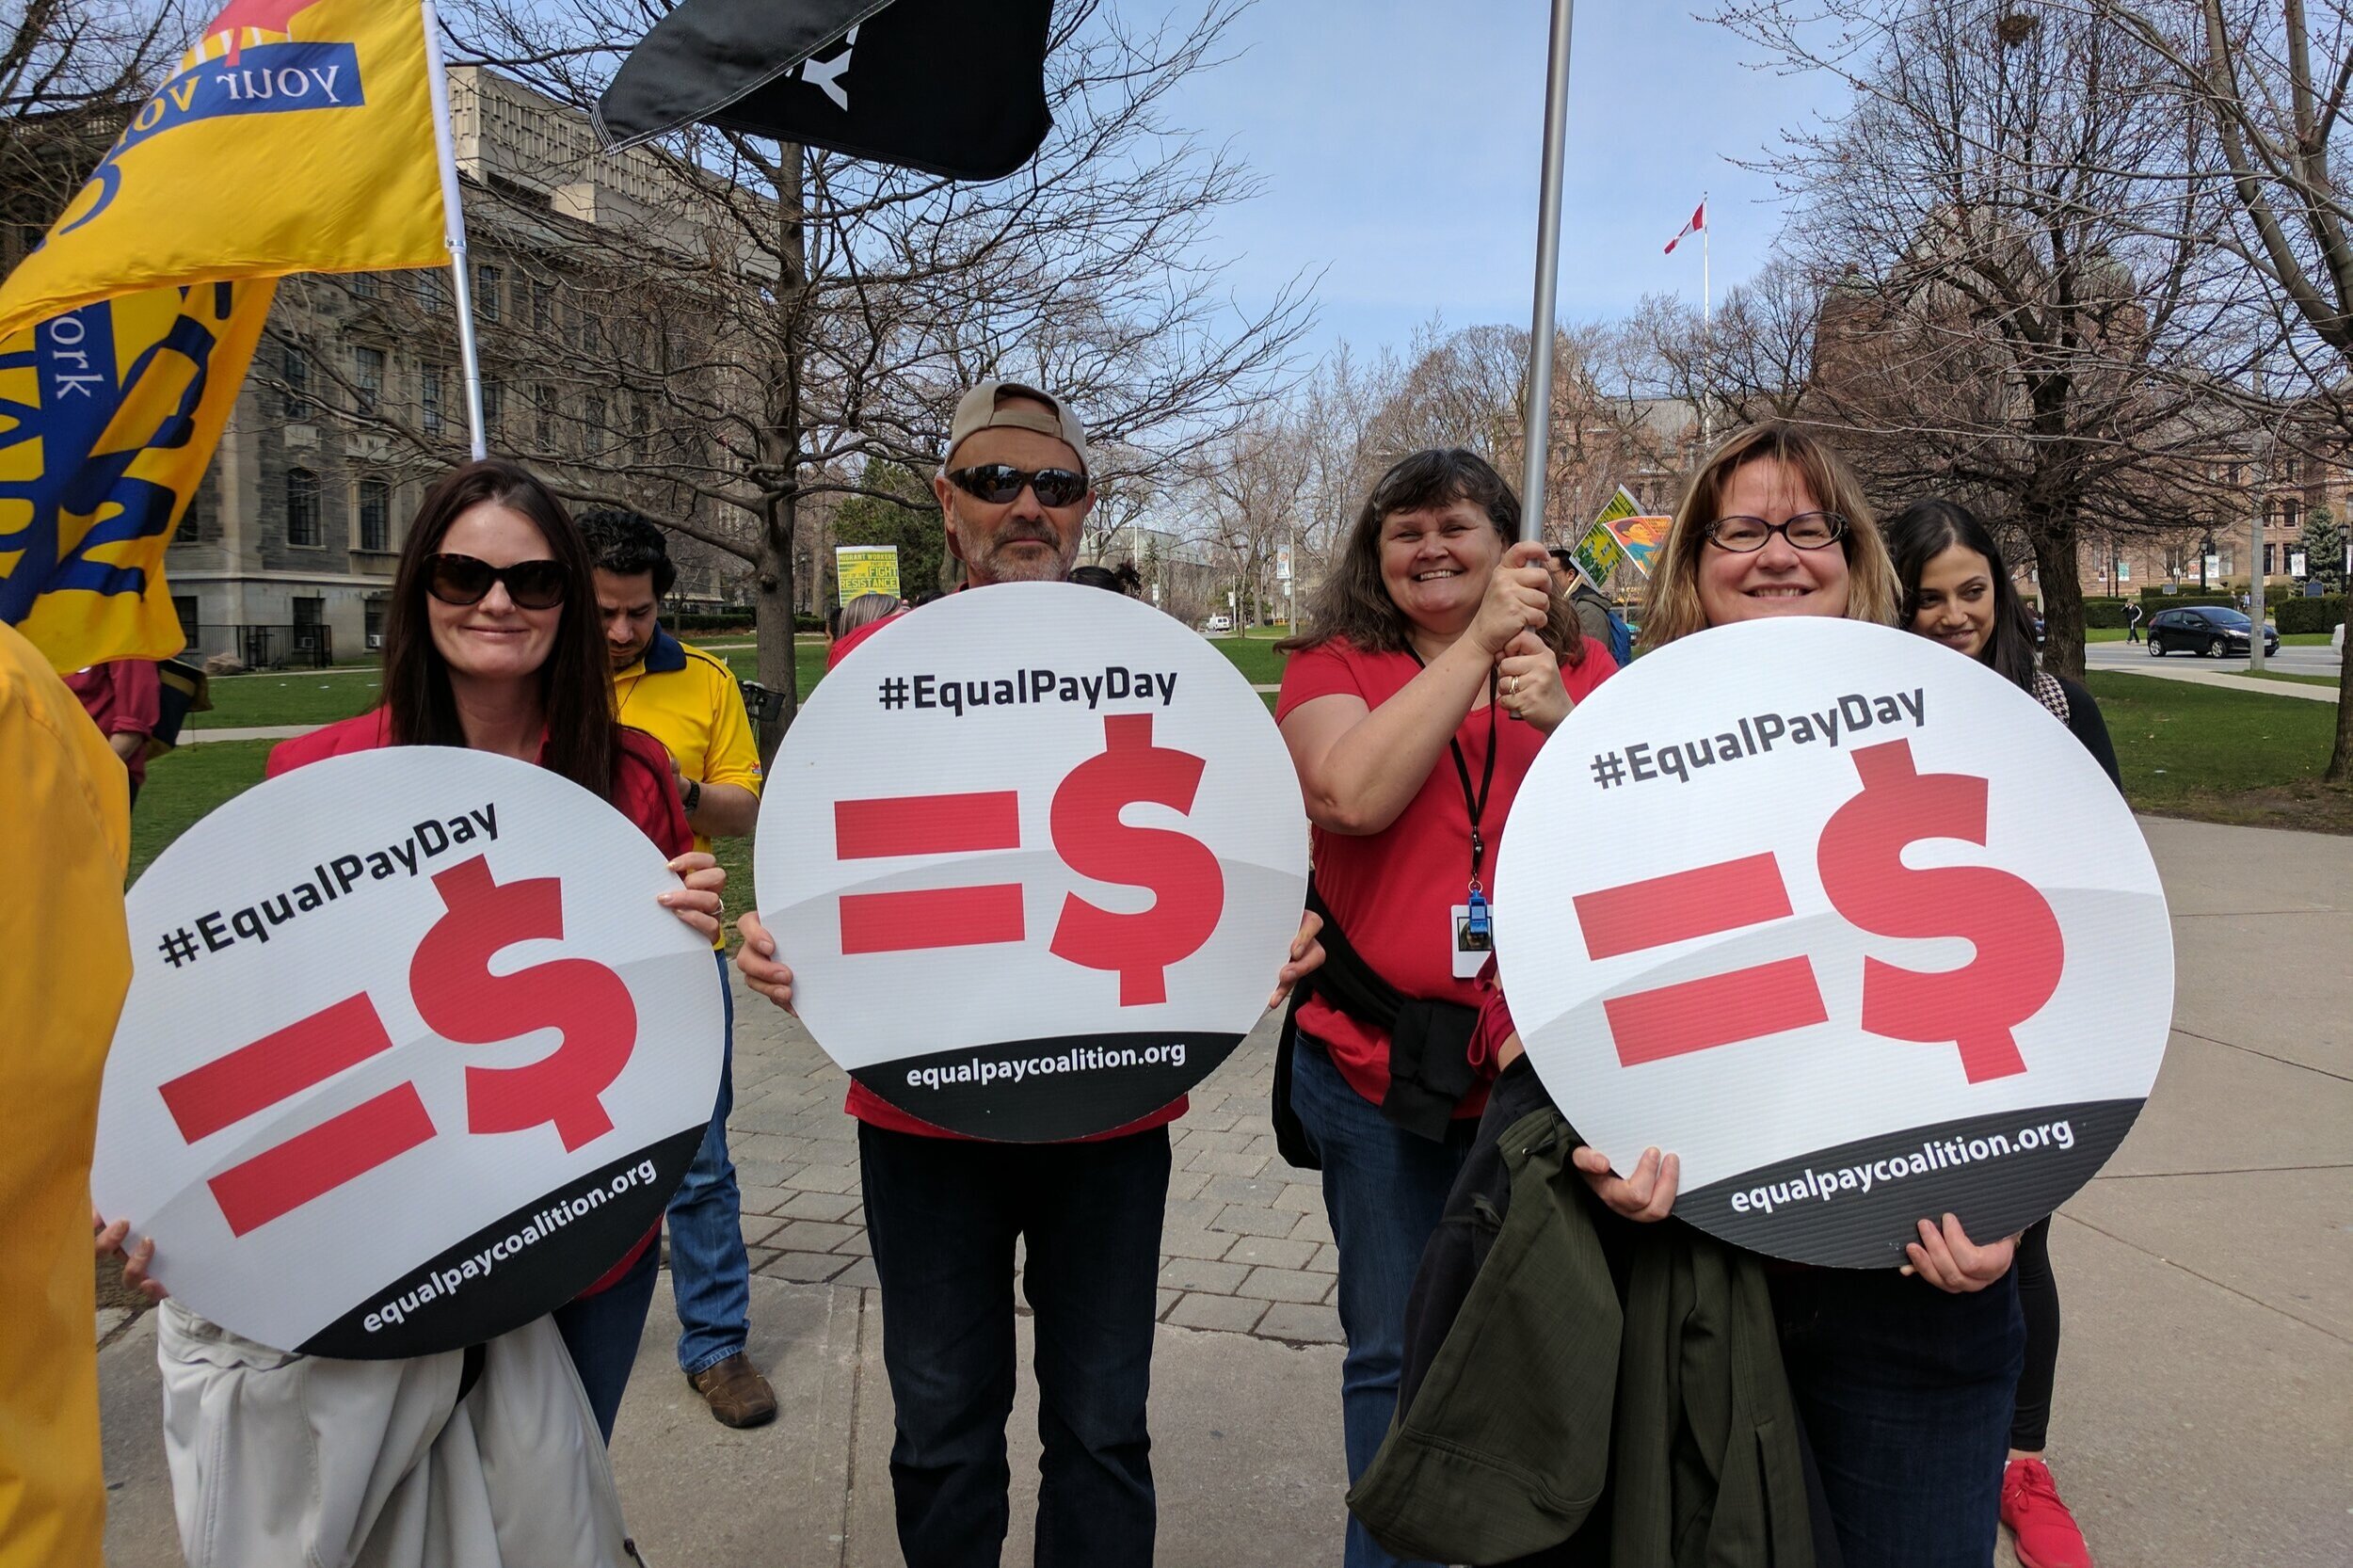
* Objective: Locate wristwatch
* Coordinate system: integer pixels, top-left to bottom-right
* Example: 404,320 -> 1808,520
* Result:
682,778 -> 702,814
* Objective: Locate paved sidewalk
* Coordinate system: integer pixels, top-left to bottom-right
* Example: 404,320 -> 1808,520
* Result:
177,723 -> 318,744
2091,663 -> 2339,700
96,816 -> 2352,1566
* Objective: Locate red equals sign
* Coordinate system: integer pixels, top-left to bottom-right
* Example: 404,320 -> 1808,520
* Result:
836,791 -> 1027,953
1576,852 -> 1828,1067
158,993 -> 438,1237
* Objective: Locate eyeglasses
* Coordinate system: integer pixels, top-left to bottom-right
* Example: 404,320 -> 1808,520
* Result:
1704,512 -> 1848,552
425,552 -> 568,610
947,464 -> 1089,508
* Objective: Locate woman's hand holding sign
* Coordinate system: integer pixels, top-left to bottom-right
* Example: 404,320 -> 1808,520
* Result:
659,851 -> 726,940
1497,632 -> 1574,732
1901,1215 -> 2019,1293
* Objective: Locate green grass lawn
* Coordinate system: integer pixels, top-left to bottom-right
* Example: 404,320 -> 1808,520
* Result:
188,666 -> 382,728
2085,672 -> 2351,832
2240,669 -> 2341,689
130,740 -> 273,883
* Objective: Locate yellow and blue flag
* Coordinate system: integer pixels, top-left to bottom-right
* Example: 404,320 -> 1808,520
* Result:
0,0 -> 448,341
0,280 -> 276,670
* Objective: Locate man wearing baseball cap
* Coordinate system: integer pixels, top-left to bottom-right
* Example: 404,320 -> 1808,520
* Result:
738,380 -> 1321,1566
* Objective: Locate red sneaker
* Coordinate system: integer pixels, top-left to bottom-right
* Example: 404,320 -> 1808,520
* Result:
2002,1457 -> 2093,1568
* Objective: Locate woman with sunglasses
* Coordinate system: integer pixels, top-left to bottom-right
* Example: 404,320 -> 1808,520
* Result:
106,460 -> 724,1432
1887,499 -> 2116,1568
1475,427 -> 2024,1568
1274,447 -> 1615,1568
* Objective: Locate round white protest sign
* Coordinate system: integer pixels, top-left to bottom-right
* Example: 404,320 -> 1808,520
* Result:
1496,617 -> 2171,1268
94,748 -> 723,1357
759,582 -> 1309,1140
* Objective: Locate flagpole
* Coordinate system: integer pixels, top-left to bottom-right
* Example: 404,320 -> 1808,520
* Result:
1518,0 -> 1576,547
1701,190 -> 1712,446
421,0 -> 487,460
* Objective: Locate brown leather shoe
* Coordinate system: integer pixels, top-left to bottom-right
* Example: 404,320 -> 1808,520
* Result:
687,1352 -> 776,1428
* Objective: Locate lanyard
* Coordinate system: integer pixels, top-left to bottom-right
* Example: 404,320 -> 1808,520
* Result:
1405,649 -> 1499,893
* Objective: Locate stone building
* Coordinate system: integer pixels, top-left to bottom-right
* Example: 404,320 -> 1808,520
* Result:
164,67 -> 763,666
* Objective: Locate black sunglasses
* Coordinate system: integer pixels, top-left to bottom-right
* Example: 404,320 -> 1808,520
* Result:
425,552 -> 568,610
947,464 -> 1089,508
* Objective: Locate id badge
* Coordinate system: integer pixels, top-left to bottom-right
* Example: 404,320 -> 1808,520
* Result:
1450,897 -> 1495,978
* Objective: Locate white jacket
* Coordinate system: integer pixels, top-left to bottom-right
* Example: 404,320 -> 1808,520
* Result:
158,1302 -> 644,1568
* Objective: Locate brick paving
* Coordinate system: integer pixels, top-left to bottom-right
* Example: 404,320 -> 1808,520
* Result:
725,981 -> 1344,1346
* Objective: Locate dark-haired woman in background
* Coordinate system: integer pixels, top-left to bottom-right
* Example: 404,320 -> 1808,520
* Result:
1887,499 -> 2117,1568
1275,447 -> 1616,1568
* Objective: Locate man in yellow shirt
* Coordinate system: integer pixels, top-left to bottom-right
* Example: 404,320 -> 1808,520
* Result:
580,510 -> 776,1429
0,620 -> 132,1567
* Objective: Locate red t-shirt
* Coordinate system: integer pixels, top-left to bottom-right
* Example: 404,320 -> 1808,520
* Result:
63,659 -> 161,786
822,602 -> 1185,1143
268,710 -> 692,1294
1274,636 -> 1616,1116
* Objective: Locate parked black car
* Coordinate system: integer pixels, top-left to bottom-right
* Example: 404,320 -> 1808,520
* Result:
2147,606 -> 2280,658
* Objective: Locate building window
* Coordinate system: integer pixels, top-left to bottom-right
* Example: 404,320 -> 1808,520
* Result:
349,272 -> 378,299
631,397 -> 649,458
358,477 -> 391,552
2282,498 -> 2301,532
292,597 -> 325,649
2264,542 -> 2277,575
286,468 -> 321,547
533,280 -> 554,331
534,383 -> 554,447
174,595 -> 200,642
482,378 -> 504,434
364,598 -> 386,649
422,363 -> 444,435
282,343 -> 311,419
584,395 -> 606,444
477,264 -> 503,321
354,346 -> 385,415
417,269 -> 449,311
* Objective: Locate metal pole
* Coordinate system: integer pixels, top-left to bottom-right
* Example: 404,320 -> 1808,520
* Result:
422,0 -> 487,459
1700,193 -> 1711,445
1517,0 -> 1577,546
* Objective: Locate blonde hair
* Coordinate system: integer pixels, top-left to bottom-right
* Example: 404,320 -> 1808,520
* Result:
1637,423 -> 1900,650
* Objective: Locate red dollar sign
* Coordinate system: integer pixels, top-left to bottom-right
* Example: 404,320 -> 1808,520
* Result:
409,856 -> 638,1150
1816,739 -> 2062,1082
1048,712 -> 1225,1005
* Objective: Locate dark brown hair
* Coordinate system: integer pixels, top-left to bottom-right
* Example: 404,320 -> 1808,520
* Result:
378,458 -> 616,800
1885,498 -> 2041,692
1280,447 -> 1582,661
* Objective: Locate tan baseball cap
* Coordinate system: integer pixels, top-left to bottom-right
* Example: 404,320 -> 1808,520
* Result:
946,380 -> 1090,472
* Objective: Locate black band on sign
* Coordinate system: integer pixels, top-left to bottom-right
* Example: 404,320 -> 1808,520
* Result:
300,1125 -> 707,1359
1677,1098 -> 2146,1269
855,1031 -> 1250,1142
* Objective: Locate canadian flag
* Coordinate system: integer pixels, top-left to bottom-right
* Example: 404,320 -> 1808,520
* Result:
1664,200 -> 1706,254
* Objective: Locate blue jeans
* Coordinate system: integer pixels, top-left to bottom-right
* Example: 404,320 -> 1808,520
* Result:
1289,1038 -> 1475,1568
552,1235 -> 661,1442
668,951 -> 752,1376
1771,1265 -> 2025,1568
858,1120 -> 1170,1568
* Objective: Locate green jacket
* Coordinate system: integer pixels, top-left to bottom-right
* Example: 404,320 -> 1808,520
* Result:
1347,1091 -> 1816,1567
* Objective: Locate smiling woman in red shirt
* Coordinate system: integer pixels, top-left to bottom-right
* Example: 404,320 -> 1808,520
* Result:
103,459 -> 724,1464
1273,446 -> 1615,1568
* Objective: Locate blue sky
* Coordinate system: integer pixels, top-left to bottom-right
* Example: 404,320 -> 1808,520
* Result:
1160,2 -> 1842,361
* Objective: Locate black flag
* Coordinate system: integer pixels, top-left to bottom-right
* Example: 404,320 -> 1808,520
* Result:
596,0 -> 1054,182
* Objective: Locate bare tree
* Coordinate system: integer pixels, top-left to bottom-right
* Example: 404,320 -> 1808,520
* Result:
2087,0 -> 2353,775
2,0 -> 184,268
314,1 -> 1310,747
1722,0 -> 2264,676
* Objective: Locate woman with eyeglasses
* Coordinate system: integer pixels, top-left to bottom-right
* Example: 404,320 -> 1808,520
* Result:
1886,498 -> 2116,1568
1274,447 -> 1616,1568
1471,425 -> 2024,1568
104,459 -> 723,1437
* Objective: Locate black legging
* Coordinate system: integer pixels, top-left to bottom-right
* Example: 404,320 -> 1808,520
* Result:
2009,1216 -> 2059,1452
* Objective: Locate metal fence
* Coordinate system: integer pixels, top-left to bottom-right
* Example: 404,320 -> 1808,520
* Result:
184,623 -> 338,670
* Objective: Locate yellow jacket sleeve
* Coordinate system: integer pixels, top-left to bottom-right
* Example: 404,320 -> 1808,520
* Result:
0,622 -> 131,1568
